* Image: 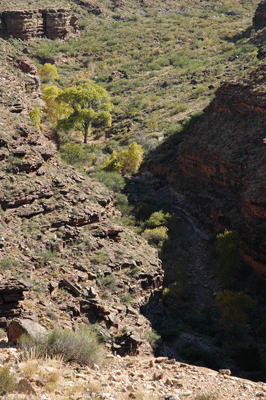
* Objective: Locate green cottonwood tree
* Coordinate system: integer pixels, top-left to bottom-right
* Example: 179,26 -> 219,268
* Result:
42,85 -> 72,127
56,82 -> 113,143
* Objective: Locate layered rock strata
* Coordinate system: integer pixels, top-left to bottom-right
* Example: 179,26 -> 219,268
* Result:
0,279 -> 29,326
0,9 -> 78,40
177,82 -> 266,272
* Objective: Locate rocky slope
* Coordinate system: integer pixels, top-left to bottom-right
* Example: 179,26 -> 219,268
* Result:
0,38 -> 163,357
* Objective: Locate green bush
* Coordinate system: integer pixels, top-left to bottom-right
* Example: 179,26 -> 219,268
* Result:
92,170 -> 126,192
0,366 -> 16,396
39,63 -> 59,83
144,329 -> 161,349
103,142 -> 143,174
0,258 -> 12,271
19,325 -> 104,366
145,210 -> 172,229
142,226 -> 168,247
38,250 -> 58,263
60,143 -> 86,165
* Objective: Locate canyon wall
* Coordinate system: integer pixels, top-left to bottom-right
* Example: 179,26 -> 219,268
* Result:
152,82 -> 266,273
0,9 -> 78,40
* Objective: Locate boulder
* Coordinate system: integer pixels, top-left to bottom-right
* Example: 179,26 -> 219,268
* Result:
7,318 -> 47,344
15,378 -> 36,395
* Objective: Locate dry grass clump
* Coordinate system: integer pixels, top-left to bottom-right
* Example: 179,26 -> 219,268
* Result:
0,366 -> 16,396
19,325 -> 104,366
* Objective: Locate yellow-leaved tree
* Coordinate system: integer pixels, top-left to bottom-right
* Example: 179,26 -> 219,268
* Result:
103,142 -> 143,174
39,63 -> 59,83
42,85 -> 72,128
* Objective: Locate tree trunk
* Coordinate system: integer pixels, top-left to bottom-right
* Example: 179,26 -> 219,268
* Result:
84,123 -> 88,144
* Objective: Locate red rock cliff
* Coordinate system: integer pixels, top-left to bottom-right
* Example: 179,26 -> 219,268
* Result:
170,82 -> 266,273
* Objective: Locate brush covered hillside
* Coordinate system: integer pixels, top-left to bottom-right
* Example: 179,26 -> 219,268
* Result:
2,0 -> 266,398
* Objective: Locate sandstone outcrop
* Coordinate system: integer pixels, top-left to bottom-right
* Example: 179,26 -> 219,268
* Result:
0,9 -> 78,40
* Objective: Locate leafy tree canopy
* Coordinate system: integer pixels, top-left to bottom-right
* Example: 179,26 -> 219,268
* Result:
56,81 -> 113,143
42,85 -> 72,127
103,142 -> 143,174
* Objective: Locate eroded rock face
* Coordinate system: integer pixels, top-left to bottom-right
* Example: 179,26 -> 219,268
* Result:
253,0 -> 266,26
149,82 -> 266,274
0,9 -> 78,40
0,279 -> 29,325
177,83 -> 266,272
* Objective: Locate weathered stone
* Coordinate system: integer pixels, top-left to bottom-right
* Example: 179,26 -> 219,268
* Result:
155,357 -> 168,364
7,318 -> 46,343
62,278 -> 82,297
128,334 -> 142,347
77,271 -> 88,282
15,378 -> 36,395
153,371 -> 163,380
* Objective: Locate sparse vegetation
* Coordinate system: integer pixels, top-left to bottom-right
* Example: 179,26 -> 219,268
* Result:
19,325 -> 104,366
0,366 -> 16,396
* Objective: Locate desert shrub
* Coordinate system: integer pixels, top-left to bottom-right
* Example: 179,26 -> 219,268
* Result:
195,394 -> 217,400
0,366 -> 16,395
39,63 -> 59,83
144,329 -> 161,349
19,325 -> 104,366
60,143 -> 97,166
0,257 -> 12,271
60,143 -> 86,165
92,170 -> 126,192
29,107 -> 41,133
216,290 -> 256,333
142,226 -> 168,247
38,250 -> 58,263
